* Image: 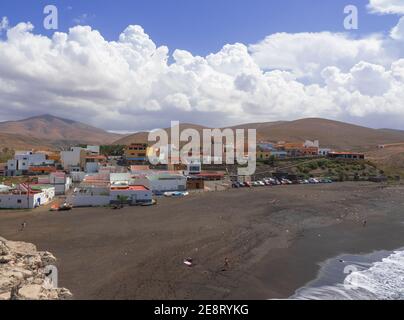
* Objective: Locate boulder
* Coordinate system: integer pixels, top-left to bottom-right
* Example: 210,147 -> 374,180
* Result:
18,284 -> 42,300
0,237 -> 72,300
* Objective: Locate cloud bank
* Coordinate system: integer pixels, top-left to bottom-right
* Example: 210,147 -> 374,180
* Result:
1,4 -> 404,131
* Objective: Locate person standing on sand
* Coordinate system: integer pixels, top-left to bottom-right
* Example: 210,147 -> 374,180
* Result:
222,257 -> 230,271
363,220 -> 367,227
20,221 -> 27,232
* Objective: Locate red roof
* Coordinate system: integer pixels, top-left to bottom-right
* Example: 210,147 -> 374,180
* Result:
86,155 -> 106,160
329,152 -> 364,155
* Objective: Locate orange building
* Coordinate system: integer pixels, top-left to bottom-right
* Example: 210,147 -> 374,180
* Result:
28,166 -> 57,175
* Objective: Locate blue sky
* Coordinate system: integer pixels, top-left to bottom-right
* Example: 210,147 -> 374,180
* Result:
1,0 -> 404,130
0,0 -> 399,55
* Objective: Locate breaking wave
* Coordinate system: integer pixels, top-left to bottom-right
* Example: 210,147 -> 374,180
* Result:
292,250 -> 404,300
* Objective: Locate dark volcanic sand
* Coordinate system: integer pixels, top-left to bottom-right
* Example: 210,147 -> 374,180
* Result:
1,182 -> 404,299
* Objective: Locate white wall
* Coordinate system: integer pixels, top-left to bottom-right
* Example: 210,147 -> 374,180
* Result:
33,188 -> 55,206
86,146 -> 100,154
67,195 -> 111,207
319,148 -> 331,156
7,160 -> 17,171
15,153 -> 48,170
61,147 -> 83,169
70,171 -> 86,183
0,194 -> 34,209
85,162 -> 99,173
110,189 -> 152,203
149,175 -> 187,192
69,189 -> 152,207
0,188 -> 55,209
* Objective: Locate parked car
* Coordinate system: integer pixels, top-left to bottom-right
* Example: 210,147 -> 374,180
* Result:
309,178 -> 319,184
244,181 -> 252,188
280,179 -> 292,185
164,191 -> 189,197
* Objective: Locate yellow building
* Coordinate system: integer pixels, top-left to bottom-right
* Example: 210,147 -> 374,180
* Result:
124,143 -> 149,163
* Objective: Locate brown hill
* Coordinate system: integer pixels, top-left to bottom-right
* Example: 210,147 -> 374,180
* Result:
0,114 -> 122,146
114,118 -> 404,151
114,123 -> 209,146
232,118 -> 404,150
0,132 -> 54,150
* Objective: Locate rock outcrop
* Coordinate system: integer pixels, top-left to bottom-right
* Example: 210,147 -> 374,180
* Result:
0,237 -> 72,300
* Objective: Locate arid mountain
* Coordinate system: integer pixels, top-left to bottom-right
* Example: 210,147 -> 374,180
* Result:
0,132 -> 53,150
114,118 -> 404,151
232,118 -> 404,150
0,114 -> 122,146
113,123 -> 209,146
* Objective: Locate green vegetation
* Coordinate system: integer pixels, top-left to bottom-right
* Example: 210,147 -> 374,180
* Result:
0,147 -> 14,163
294,159 -> 379,181
100,145 -> 125,157
263,155 -> 276,166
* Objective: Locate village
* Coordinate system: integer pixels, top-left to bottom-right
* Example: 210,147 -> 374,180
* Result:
0,139 -> 368,210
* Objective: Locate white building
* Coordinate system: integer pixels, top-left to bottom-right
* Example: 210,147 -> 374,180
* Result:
0,184 -> 55,209
6,151 -> 54,176
147,172 -> 187,193
61,146 -> 101,171
304,140 -> 320,148
50,172 -> 72,195
85,162 -> 99,173
70,171 -> 86,183
130,167 -> 187,194
61,147 -> 84,170
86,146 -> 100,155
110,185 -> 152,204
185,161 -> 202,175
67,184 -> 152,207
319,148 -> 332,156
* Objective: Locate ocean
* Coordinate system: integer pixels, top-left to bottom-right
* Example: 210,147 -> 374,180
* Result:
291,248 -> 404,300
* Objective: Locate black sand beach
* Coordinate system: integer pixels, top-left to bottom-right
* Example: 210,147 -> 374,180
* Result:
1,182 -> 404,299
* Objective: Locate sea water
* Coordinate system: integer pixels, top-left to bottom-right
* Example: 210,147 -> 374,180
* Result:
291,249 -> 404,300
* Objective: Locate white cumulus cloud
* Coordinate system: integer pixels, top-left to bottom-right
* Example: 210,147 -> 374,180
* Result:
368,0 -> 404,15
1,15 -> 404,131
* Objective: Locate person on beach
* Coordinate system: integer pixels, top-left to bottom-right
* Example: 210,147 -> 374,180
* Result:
222,257 -> 230,271
20,221 -> 27,232
363,220 -> 367,227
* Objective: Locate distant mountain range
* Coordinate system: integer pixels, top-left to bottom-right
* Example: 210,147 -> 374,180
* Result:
0,114 -> 122,149
114,118 -> 404,151
1,115 -> 404,152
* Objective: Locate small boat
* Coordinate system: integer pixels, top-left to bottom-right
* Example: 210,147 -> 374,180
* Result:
58,203 -> 73,211
50,204 -> 59,212
141,199 -> 157,206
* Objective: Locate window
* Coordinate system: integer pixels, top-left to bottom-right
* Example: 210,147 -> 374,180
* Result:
17,199 -> 22,204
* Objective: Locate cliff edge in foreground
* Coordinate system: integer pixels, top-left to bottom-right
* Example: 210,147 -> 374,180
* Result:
0,237 -> 72,300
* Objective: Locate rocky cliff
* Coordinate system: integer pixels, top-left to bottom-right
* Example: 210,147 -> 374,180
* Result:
0,237 -> 72,300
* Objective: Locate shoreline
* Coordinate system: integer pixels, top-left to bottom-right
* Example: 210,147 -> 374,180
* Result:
0,182 -> 404,299
244,217 -> 404,300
